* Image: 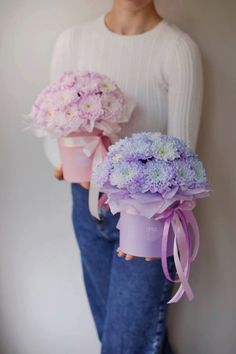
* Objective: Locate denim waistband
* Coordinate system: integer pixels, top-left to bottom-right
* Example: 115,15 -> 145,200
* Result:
71,182 -> 89,193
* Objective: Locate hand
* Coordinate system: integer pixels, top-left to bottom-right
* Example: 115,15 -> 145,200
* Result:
54,165 -> 64,180
54,165 -> 90,189
116,247 -> 160,262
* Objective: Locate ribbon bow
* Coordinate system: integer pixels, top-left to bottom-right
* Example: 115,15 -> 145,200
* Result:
154,199 -> 200,303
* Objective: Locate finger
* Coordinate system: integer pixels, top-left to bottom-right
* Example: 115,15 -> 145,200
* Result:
54,166 -> 64,180
55,173 -> 63,180
54,170 -> 62,178
103,204 -> 110,212
145,257 -> 161,261
125,254 -> 135,261
117,250 -> 126,257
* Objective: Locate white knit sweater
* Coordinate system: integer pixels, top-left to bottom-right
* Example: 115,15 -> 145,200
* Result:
44,14 -> 203,166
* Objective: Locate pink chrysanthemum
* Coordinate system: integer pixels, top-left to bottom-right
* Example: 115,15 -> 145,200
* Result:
26,71 -> 135,138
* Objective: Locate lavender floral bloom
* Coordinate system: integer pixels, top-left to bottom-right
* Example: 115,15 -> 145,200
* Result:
150,139 -> 180,161
110,161 -> 145,193
144,160 -> 175,193
92,132 -> 209,198
189,158 -> 208,184
106,132 -> 196,162
93,157 -> 111,186
122,140 -> 153,161
174,159 -> 195,183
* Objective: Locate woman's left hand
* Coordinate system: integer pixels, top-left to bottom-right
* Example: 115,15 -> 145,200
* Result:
116,247 -> 160,261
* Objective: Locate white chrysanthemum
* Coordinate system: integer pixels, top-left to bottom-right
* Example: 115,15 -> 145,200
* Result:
102,95 -> 122,114
76,76 -> 100,93
45,109 -> 55,121
78,95 -> 103,119
112,153 -> 123,163
53,89 -> 77,106
99,78 -> 117,93
190,160 -> 207,183
64,104 -> 79,120
151,140 -> 179,160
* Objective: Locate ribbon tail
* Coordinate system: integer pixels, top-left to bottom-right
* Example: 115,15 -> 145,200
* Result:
184,210 -> 200,262
88,140 -> 108,219
83,138 -> 101,157
116,217 -> 121,230
168,213 -> 193,304
161,218 -> 178,283
89,183 -> 101,220
98,193 -> 109,212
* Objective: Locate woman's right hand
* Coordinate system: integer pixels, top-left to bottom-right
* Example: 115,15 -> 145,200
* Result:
54,165 -> 90,189
54,165 -> 64,180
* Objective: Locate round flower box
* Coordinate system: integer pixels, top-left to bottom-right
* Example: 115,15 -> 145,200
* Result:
58,129 -> 111,183
118,211 -> 174,258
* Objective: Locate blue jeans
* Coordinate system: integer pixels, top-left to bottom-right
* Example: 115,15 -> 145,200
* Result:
71,183 -> 176,354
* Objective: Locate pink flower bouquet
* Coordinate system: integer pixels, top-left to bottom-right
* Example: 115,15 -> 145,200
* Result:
28,71 -> 134,140
26,71 -> 134,217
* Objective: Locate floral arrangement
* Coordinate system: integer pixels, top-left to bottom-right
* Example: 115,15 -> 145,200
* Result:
92,132 -> 210,303
93,131 -> 208,196
25,71 -> 134,219
26,71 -> 134,138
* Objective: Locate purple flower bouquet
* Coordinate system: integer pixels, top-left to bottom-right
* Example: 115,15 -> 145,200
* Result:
26,71 -> 134,218
92,132 -> 210,303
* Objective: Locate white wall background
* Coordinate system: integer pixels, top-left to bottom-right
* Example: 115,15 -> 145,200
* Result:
1,1 -> 235,353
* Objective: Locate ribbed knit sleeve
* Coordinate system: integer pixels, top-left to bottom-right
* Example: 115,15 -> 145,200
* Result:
44,28 -> 75,167
165,34 -> 203,151
49,27 -> 75,83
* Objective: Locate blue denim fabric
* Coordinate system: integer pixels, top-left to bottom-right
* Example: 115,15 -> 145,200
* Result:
71,183 -> 176,354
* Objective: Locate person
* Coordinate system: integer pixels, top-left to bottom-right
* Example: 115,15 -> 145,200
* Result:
46,0 -> 203,353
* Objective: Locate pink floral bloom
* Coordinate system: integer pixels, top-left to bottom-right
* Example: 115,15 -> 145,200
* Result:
27,71 -> 135,138
53,89 -> 77,106
103,95 -> 122,111
78,95 -> 104,120
99,77 -> 117,93
76,77 -> 100,95
59,71 -> 76,84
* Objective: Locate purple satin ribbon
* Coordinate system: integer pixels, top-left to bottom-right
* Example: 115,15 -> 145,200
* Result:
154,199 -> 200,303
98,192 -> 200,303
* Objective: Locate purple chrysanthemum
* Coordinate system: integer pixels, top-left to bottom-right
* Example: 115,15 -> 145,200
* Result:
92,157 -> 111,186
92,132 -> 209,197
